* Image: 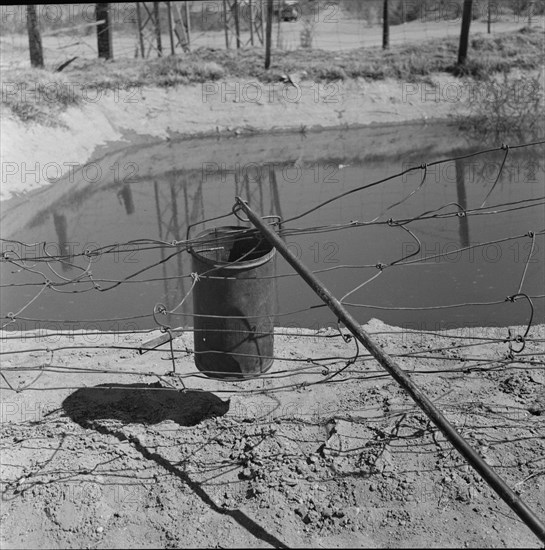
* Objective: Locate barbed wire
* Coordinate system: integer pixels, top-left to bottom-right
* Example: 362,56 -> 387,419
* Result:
1,139 -> 544,397
3,196 -> 544,265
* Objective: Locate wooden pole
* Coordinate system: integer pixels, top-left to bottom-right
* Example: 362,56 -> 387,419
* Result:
96,3 -> 113,59
249,0 -> 254,46
259,0 -> 265,43
185,0 -> 191,49
166,1 -> 175,54
153,2 -> 163,56
487,0 -> 491,33
234,0 -> 241,49
223,0 -> 230,49
136,3 -> 145,57
458,0 -> 473,65
382,0 -> 389,49
276,0 -> 281,48
265,0 -> 273,68
26,4 -> 44,68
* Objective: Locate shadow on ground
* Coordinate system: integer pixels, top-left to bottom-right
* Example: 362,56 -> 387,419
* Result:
62,381 -> 230,427
61,381 -> 288,547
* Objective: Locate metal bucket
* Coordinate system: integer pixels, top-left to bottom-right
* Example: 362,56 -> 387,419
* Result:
189,226 -> 276,379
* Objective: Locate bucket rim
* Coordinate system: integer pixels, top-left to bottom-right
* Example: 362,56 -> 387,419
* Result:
188,225 -> 276,271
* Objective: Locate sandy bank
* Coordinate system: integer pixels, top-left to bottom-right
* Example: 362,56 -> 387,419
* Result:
1,73 -> 470,200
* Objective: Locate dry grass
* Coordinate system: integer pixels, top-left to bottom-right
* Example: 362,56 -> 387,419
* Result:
2,27 -> 543,125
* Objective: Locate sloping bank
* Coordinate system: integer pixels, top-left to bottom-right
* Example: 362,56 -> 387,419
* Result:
1,73 -> 471,200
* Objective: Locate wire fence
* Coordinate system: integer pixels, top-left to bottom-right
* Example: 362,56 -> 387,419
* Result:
2,138 -> 544,544
1,138 -> 544,396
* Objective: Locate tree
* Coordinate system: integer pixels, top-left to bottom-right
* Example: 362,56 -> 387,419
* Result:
383,0 -> 389,49
458,0 -> 473,65
96,3 -> 113,60
265,0 -> 273,68
26,4 -> 44,68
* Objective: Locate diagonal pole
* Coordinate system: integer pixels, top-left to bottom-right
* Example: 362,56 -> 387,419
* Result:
235,196 -> 545,544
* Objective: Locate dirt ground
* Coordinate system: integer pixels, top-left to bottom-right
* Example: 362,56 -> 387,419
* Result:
1,319 -> 544,548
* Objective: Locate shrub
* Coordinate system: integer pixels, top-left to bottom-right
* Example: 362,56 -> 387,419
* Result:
457,71 -> 545,141
1,68 -> 81,125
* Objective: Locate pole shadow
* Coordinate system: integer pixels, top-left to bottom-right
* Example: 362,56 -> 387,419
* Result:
62,382 -> 288,548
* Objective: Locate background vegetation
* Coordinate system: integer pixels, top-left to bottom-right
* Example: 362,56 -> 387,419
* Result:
1,0 -> 544,34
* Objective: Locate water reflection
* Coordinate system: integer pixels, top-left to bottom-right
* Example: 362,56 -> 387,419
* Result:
1,124 -> 543,332
117,183 -> 135,216
455,158 -> 470,248
52,212 -> 71,272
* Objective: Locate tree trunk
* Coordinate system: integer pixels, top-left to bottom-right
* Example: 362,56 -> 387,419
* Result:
27,5 -> 44,68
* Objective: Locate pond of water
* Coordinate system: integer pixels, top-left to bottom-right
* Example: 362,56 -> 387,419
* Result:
1,123 -> 543,333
